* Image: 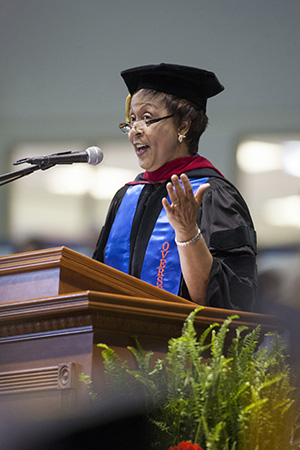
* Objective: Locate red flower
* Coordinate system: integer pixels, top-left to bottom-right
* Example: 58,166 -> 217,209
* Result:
168,441 -> 204,450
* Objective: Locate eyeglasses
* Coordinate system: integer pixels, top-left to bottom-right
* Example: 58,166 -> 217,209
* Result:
119,114 -> 174,134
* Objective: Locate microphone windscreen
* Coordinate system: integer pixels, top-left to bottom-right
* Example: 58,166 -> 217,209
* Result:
86,147 -> 104,165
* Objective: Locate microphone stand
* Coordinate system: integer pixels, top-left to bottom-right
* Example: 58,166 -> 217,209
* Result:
0,163 -> 55,187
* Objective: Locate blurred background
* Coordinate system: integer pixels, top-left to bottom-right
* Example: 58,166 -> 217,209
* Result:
0,0 -> 300,317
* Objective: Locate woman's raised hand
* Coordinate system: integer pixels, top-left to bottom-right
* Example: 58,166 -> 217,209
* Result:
162,173 -> 210,241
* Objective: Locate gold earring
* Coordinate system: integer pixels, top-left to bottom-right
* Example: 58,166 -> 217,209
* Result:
178,134 -> 186,143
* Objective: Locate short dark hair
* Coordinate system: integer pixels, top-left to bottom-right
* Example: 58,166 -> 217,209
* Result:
135,89 -> 208,155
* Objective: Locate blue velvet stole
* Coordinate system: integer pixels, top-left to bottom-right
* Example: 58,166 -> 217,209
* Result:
105,178 -> 209,295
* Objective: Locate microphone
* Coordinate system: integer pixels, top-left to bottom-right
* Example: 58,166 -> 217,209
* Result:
13,146 -> 104,166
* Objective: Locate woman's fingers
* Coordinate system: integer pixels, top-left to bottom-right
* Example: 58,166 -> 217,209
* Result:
195,183 -> 210,204
179,173 -> 194,198
169,174 -> 209,204
166,181 -> 179,206
164,174 -> 210,215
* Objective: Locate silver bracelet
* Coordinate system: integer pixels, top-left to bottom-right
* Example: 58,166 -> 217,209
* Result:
175,228 -> 202,247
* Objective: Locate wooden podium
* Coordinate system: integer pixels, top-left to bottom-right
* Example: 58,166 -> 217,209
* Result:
0,247 -> 280,421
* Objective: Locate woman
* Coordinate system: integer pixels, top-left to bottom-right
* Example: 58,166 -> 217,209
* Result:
93,63 -> 257,311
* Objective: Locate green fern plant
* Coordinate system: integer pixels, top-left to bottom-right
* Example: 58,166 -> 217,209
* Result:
82,308 -> 300,450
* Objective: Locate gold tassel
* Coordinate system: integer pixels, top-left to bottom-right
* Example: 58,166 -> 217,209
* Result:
125,94 -> 131,123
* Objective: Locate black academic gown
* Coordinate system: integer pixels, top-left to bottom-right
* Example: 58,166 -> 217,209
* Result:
93,167 -> 257,311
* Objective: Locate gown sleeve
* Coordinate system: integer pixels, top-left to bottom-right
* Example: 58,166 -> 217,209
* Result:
187,177 -> 257,311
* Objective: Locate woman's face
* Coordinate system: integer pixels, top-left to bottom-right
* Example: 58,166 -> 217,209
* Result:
128,91 -> 189,172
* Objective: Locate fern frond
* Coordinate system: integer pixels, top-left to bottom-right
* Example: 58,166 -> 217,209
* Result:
78,373 -> 99,402
211,316 -> 238,360
92,314 -> 300,450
